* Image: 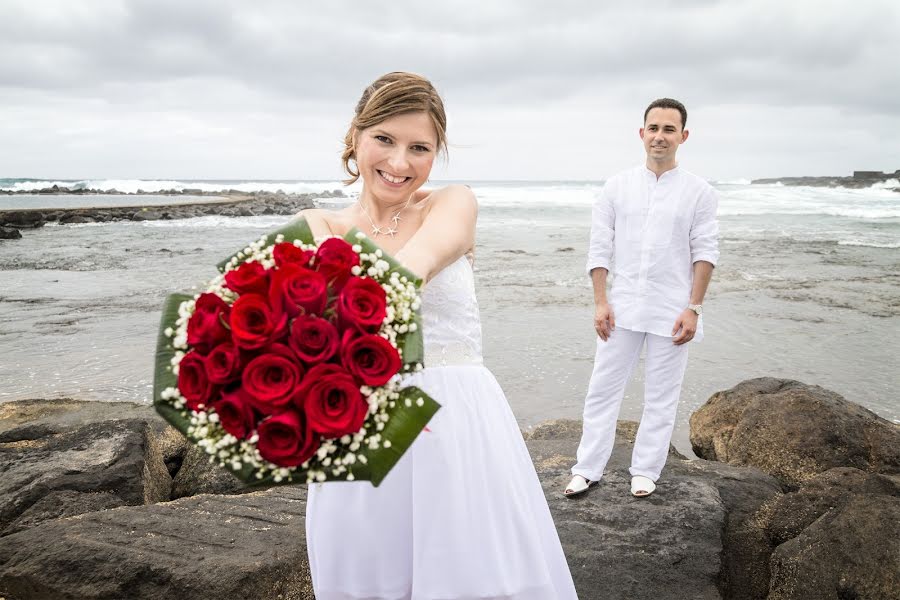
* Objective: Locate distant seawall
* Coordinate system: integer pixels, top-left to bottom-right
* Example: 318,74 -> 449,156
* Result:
0,189 -> 344,233
752,169 -> 900,190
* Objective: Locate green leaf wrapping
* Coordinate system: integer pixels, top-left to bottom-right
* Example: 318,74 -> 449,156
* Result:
153,293 -> 193,438
153,218 -> 440,487
365,386 -> 439,486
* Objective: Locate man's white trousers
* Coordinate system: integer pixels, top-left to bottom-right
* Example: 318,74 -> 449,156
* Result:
572,328 -> 689,482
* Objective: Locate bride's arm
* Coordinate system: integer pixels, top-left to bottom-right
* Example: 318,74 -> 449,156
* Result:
395,184 -> 477,283
295,208 -> 336,240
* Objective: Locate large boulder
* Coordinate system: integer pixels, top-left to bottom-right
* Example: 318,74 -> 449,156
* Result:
758,468 -> 900,599
526,419 -> 782,600
767,494 -> 900,600
0,226 -> 22,239
0,398 -> 188,477
760,467 -> 900,546
0,418 -> 172,536
0,487 -> 313,600
0,399 -> 189,535
0,211 -> 45,228
690,378 -> 900,488
0,398 -> 165,436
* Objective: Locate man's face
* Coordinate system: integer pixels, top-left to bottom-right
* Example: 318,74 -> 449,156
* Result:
640,107 -> 689,164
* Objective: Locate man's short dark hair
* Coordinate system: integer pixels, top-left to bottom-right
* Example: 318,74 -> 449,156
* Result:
644,98 -> 687,129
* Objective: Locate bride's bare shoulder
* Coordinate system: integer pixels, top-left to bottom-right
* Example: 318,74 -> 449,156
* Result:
416,184 -> 477,215
294,207 -> 355,238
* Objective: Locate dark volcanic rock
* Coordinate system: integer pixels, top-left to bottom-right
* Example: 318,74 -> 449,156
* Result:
0,418 -> 171,536
59,214 -> 94,224
0,487 -> 313,600
0,226 -> 22,239
171,444 -> 253,499
751,173 -> 900,190
0,400 -> 189,516
766,494 -> 900,600
15,394 -> 897,600
689,378 -> 900,488
0,399 -> 187,467
0,398 -> 160,435
0,189 -> 334,229
527,419 -> 782,600
759,467 -> 900,546
1,212 -> 45,228
131,209 -> 164,221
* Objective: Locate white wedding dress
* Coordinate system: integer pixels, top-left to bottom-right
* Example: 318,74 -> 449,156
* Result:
306,256 -> 578,600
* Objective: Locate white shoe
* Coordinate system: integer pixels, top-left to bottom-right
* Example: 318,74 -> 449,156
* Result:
563,475 -> 597,498
630,475 -> 656,497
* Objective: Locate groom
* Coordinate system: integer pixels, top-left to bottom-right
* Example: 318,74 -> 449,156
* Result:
564,98 -> 719,498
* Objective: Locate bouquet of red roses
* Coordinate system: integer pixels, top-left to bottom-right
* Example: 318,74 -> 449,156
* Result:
153,217 -> 439,487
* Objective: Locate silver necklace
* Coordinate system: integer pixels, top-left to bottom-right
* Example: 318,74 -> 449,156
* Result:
358,197 -> 411,238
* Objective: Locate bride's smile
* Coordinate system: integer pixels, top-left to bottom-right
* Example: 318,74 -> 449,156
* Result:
355,112 -> 437,204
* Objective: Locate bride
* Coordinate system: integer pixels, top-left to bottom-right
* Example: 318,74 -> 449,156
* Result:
301,72 -> 578,600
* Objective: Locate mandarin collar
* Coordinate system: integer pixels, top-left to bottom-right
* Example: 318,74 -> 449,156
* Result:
642,164 -> 681,181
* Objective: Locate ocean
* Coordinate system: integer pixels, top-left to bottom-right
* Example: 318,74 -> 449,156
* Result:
1,177 -> 898,455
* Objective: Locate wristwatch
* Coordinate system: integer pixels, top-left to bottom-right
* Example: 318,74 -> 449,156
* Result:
687,304 -> 703,315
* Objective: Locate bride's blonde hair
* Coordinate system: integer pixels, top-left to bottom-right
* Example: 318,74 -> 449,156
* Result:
342,72 -> 447,185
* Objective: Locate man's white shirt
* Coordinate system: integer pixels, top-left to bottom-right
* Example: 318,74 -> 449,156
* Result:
586,165 -> 720,341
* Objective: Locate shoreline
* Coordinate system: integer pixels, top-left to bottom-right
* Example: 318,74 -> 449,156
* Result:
0,195 -> 239,212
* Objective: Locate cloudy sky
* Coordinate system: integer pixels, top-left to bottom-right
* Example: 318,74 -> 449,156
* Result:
1,0 -> 898,182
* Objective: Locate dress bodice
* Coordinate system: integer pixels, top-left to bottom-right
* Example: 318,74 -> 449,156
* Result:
420,256 -> 483,367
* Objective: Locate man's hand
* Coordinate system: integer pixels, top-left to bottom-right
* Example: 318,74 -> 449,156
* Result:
671,309 -> 698,345
594,302 -> 616,341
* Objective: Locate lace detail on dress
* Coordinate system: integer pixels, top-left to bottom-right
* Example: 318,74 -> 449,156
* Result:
420,256 -> 483,367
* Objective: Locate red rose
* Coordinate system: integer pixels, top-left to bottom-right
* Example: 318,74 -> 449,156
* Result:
273,242 -> 314,269
177,351 -> 219,411
205,342 -> 242,384
288,316 -> 339,365
224,261 -> 270,296
340,333 -> 401,387
229,294 -> 286,350
314,237 -> 359,291
215,387 -> 257,440
242,345 -> 305,415
269,263 -> 328,319
298,363 -> 368,438
256,409 -> 320,467
337,277 -> 387,333
186,293 -> 231,354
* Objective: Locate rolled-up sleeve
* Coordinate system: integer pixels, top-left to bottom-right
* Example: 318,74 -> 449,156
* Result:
690,185 -> 720,266
586,181 -> 616,274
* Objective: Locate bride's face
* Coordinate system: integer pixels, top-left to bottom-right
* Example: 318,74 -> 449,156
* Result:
355,111 -> 437,202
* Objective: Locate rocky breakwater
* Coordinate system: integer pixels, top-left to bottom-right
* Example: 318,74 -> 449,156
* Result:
0,378 -> 897,599
0,188 -> 345,234
751,172 -> 900,191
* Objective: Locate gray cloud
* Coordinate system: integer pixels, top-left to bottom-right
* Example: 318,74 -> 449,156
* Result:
0,0 -> 897,179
